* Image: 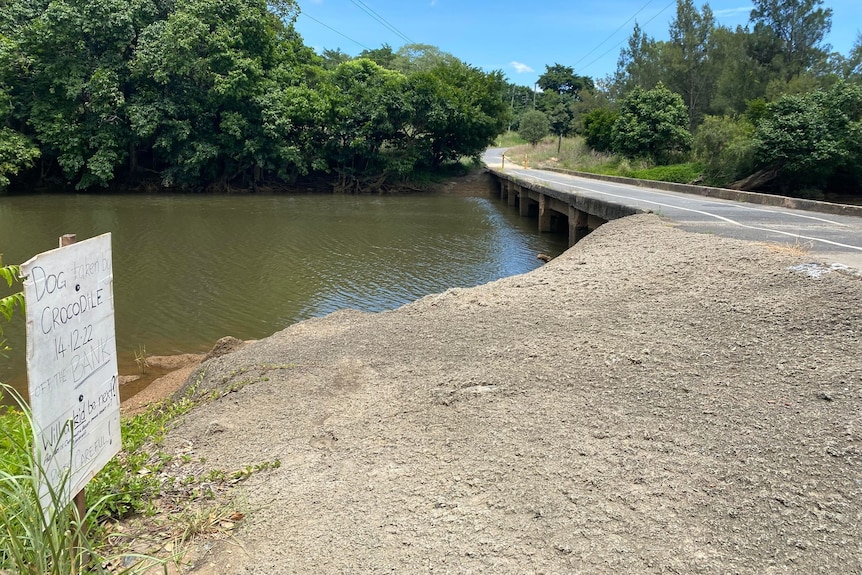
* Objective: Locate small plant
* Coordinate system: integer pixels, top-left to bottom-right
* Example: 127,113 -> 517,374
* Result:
0,256 -> 23,357
171,503 -> 243,550
134,344 -> 150,376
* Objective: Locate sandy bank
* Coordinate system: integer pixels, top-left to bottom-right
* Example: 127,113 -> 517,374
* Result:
141,214 -> 860,574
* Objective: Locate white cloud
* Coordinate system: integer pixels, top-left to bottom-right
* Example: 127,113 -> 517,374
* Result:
714,6 -> 752,18
510,61 -> 534,74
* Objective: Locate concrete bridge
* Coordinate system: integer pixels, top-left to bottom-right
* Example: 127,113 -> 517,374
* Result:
492,169 -> 639,246
484,148 -> 862,269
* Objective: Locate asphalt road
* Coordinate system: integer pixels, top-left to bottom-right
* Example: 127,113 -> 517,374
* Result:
484,148 -> 862,270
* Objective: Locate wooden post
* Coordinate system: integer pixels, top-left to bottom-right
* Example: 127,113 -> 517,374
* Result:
60,233 -> 87,573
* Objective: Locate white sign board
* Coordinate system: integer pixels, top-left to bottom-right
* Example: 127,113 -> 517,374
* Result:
21,233 -> 121,513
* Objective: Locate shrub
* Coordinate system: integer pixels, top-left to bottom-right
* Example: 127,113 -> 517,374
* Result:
519,110 -> 550,146
693,115 -> 756,185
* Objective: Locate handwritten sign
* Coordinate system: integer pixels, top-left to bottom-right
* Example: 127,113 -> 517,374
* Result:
21,233 -> 121,513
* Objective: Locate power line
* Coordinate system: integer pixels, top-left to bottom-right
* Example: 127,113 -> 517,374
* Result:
572,0 -> 657,68
298,12 -> 371,51
348,0 -> 414,45
580,0 -> 676,74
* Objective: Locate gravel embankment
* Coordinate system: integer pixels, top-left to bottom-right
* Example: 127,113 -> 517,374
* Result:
156,213 -> 861,574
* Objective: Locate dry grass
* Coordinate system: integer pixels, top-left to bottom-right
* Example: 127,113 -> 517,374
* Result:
505,136 -> 647,174
759,238 -> 814,257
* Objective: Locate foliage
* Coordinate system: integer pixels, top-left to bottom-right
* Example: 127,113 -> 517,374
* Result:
358,44 -> 397,69
519,110 -> 550,146
0,128 -> 39,191
625,162 -> 703,183
613,22 -> 664,97
86,394 -> 198,519
749,0 -> 832,81
540,92 -> 576,153
693,115 -> 756,185
752,81 -> 862,194
0,256 -> 22,355
404,59 -> 509,168
495,132 -> 526,147
537,63 -> 594,96
507,135 -> 702,185
582,108 -> 618,153
612,83 -> 692,164
0,2 -> 510,192
610,0 -> 837,128
0,386 -> 163,574
666,0 -> 717,129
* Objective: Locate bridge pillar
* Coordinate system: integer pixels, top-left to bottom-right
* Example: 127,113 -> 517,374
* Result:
508,184 -> 517,206
569,207 -> 590,245
519,187 -> 531,216
500,181 -> 508,200
538,194 -> 552,232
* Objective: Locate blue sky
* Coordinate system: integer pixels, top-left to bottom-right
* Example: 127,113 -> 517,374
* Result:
293,0 -> 861,87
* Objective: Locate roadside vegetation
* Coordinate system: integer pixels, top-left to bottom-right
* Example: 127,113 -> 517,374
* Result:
505,0 -> 862,200
507,136 -> 704,185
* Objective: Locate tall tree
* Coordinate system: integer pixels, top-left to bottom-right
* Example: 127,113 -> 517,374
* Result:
537,63 -> 593,96
613,22 -> 665,97
324,58 -> 409,182
359,44 -> 397,69
710,25 -> 768,115
393,43 -> 459,75
749,0 -> 832,81
612,83 -> 691,164
405,60 -> 508,167
667,0 -> 716,129
14,0 -> 160,188
0,33 -> 39,189
537,64 -> 593,152
320,48 -> 351,70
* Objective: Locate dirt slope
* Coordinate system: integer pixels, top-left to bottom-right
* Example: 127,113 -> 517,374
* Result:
158,214 -> 861,574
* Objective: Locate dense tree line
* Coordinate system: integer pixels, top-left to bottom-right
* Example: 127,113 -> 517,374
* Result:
516,0 -> 862,198
0,0 -> 508,192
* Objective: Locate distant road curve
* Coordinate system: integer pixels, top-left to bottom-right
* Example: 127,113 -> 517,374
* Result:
483,148 -> 862,270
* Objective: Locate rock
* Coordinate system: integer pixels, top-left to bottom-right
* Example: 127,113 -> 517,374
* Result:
203,336 -> 248,362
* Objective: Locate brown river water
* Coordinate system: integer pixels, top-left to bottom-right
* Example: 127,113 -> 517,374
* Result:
0,185 -> 567,403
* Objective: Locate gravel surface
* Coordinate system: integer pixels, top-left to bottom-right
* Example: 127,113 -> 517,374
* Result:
156,213 -> 861,574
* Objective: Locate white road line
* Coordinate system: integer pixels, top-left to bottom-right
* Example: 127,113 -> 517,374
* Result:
505,169 -> 862,253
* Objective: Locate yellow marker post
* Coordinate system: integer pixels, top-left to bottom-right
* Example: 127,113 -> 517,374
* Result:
501,154 -> 505,169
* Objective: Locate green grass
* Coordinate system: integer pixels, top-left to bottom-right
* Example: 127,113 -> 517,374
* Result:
494,132 -> 527,147
86,390 -> 200,519
0,385 -> 165,574
623,163 -> 704,184
504,136 -> 704,185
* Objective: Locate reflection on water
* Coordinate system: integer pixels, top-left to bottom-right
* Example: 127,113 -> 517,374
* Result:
0,188 -> 567,399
